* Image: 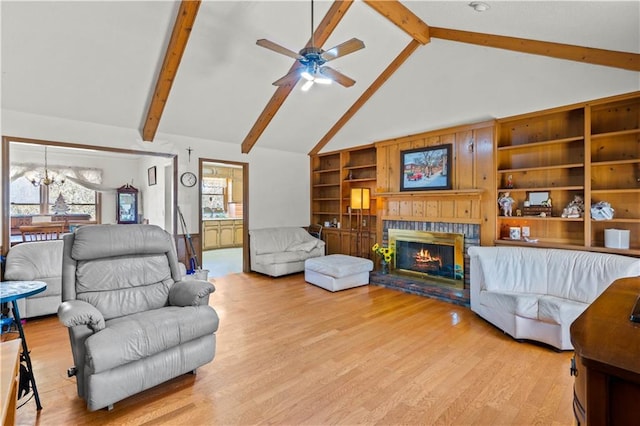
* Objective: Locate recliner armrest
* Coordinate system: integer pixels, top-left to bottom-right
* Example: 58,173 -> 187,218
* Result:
58,300 -> 105,331
169,280 -> 215,307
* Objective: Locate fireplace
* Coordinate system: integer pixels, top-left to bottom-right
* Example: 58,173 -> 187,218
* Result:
389,229 -> 465,289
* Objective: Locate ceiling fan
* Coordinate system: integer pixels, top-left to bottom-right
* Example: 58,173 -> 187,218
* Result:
257,0 -> 365,91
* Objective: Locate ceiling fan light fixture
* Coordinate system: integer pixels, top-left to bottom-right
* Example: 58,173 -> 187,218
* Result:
301,70 -> 314,81
314,75 -> 332,85
301,80 -> 314,91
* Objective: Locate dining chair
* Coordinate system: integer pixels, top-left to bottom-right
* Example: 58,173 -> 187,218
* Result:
20,223 -> 65,242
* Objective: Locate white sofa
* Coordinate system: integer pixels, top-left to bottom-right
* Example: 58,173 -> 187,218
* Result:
469,246 -> 639,350
249,227 -> 325,277
3,240 -> 64,318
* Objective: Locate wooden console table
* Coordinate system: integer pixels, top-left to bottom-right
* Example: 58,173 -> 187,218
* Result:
1,339 -> 21,426
570,276 -> 640,425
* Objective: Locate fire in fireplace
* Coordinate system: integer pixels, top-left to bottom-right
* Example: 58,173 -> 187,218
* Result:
389,229 -> 464,288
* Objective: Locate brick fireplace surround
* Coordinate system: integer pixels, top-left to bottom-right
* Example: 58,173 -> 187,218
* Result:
370,220 -> 480,306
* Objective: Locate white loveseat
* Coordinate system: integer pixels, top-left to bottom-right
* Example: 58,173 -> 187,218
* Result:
249,227 -> 325,277
3,240 -> 64,318
469,246 -> 639,350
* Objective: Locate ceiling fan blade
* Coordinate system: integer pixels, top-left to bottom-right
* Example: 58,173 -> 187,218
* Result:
321,38 -> 365,61
257,39 -> 302,60
272,69 -> 301,86
320,66 -> 356,87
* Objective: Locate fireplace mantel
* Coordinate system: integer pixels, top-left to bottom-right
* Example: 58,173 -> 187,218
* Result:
376,189 -> 483,198
377,189 -> 485,228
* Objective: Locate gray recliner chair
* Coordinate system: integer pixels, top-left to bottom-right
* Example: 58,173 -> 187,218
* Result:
57,224 -> 219,411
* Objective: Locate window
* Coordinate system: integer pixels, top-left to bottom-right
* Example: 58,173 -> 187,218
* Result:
10,178 -> 98,219
9,178 -> 41,215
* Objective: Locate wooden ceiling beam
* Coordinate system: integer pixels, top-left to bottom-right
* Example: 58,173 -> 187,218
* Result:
241,1 -> 354,154
430,27 -> 640,72
363,1 -> 430,45
309,39 -> 421,156
142,1 -> 201,142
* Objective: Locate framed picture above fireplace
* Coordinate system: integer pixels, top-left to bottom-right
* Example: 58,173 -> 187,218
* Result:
400,144 -> 452,191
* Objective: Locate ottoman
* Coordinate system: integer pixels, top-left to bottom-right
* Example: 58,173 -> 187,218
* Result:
305,254 -> 374,292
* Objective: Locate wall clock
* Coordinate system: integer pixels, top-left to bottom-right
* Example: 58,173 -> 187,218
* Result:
180,172 -> 197,187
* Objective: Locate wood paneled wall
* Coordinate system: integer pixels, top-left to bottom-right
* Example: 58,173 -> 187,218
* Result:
375,120 -> 496,245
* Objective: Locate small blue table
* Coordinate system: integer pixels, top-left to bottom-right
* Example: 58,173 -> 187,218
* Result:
1,280 -> 47,410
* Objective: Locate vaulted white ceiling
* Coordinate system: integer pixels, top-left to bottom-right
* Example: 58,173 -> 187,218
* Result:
2,1 -> 639,154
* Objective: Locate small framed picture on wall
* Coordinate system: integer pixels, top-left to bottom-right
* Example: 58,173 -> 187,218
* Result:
148,166 -> 157,186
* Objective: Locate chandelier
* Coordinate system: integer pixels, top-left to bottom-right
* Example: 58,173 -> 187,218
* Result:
28,146 -> 65,187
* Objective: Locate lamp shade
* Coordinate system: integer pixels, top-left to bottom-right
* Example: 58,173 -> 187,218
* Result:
350,188 -> 370,210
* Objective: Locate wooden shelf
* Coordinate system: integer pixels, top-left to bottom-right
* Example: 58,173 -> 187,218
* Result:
591,159 -> 640,166
344,164 -> 376,170
591,188 -> 640,195
344,178 -> 376,183
591,218 -> 640,224
495,91 -> 640,256
377,189 -> 483,197
497,186 -> 584,192
498,163 -> 584,174
311,144 -> 378,255
498,216 -> 584,222
312,168 -> 340,173
497,136 -> 584,151
495,238 -> 585,250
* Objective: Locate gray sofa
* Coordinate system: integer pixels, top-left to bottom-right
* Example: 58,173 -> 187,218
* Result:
57,224 -> 219,411
3,239 -> 64,318
249,227 -> 325,277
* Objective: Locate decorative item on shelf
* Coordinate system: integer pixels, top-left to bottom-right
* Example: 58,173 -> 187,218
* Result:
604,229 -> 630,249
51,193 -> 70,215
523,191 -> 552,216
347,170 -> 354,180
498,192 -> 515,216
505,174 -> 514,189
509,227 -> 521,240
561,195 -> 585,218
591,201 -> 615,221
372,243 -> 393,274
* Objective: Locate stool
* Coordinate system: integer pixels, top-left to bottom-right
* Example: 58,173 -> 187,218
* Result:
304,254 -> 373,292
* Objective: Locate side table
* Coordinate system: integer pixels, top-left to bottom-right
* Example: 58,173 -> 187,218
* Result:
0,281 -> 47,411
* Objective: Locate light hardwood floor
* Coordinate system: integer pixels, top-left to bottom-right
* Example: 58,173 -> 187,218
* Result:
9,273 -> 575,425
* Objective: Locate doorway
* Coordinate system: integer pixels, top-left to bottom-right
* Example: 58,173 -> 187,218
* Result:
199,158 -> 248,277
2,137 -> 177,253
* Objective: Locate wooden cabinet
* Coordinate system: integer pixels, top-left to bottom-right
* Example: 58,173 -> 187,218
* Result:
219,222 -> 235,247
570,276 -> 640,425
323,228 -> 342,255
203,222 -> 220,250
495,91 -> 640,256
203,219 -> 243,250
310,144 -> 377,257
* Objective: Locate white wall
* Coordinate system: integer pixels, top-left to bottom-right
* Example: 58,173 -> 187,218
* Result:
1,109 -> 310,238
